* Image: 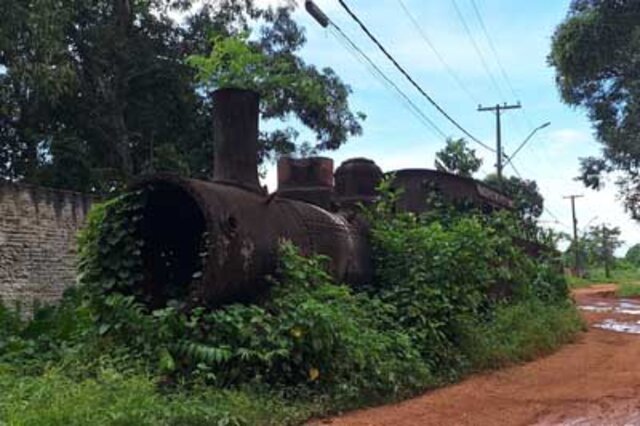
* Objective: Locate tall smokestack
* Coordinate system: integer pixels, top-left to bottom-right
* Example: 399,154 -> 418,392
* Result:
212,88 -> 261,192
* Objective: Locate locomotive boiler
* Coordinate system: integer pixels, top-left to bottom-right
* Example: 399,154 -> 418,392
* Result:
133,88 -> 516,308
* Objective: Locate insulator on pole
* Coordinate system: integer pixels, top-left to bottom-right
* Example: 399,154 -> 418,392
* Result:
305,0 -> 329,28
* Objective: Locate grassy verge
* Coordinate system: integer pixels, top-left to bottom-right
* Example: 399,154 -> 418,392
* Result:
0,299 -> 582,425
0,195 -> 584,425
617,282 -> 640,298
567,266 -> 640,289
0,365 -> 313,426
462,299 -> 584,370
566,266 -> 640,298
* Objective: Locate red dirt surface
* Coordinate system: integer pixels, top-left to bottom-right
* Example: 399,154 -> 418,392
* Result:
314,285 -> 640,426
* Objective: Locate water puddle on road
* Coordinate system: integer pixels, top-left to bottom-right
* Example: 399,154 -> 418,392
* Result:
579,299 -> 640,316
593,319 -> 640,334
580,298 -> 640,334
579,305 -> 611,313
536,412 -> 640,425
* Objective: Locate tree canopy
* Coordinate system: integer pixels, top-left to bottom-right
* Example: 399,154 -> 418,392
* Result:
625,243 -> 640,266
549,0 -> 640,219
484,174 -> 544,225
582,224 -> 623,276
0,0 -> 363,193
434,137 -> 482,178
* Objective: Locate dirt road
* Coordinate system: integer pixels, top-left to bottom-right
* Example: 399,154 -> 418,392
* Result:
317,285 -> 640,426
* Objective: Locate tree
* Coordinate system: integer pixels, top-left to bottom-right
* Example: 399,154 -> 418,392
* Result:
484,174 -> 544,224
549,0 -> 640,219
582,224 -> 623,277
0,1 -> 363,193
625,243 -> 640,266
434,138 -> 482,177
187,26 -> 364,164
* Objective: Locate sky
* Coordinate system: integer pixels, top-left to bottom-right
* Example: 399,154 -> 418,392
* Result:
251,0 -> 638,253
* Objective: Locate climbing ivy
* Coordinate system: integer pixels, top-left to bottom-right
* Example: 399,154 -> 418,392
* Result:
77,191 -> 146,296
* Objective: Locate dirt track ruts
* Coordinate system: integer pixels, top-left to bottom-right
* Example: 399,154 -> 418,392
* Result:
314,284 -> 640,426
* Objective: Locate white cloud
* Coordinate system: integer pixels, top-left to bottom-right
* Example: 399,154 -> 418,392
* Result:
548,128 -> 591,146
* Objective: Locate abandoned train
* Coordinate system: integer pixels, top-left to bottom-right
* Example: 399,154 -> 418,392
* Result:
134,88 -> 528,308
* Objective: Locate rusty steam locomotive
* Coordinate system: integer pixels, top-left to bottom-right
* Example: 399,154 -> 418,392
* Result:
134,89 -> 516,307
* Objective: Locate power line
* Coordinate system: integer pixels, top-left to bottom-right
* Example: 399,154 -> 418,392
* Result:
467,0 -> 539,139
505,160 -> 568,229
450,0 -> 506,101
336,0 -> 495,153
395,0 -> 480,105
468,0 -> 518,102
478,102 -> 521,180
328,24 -> 447,139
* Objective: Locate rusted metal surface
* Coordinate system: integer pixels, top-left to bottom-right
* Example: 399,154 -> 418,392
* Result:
212,89 -> 262,193
132,89 -> 369,307
335,157 -> 383,207
129,87 -> 555,309
277,156 -> 334,208
134,175 -> 370,307
390,169 -> 514,214
278,156 -> 334,189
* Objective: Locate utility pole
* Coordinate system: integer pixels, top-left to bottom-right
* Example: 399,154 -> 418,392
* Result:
563,194 -> 584,276
602,224 -> 611,279
478,102 -> 521,181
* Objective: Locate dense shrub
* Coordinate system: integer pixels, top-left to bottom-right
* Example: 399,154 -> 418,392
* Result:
363,178 -> 572,377
0,182 -> 582,425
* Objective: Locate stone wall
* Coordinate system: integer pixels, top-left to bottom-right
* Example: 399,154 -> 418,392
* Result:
0,182 -> 93,310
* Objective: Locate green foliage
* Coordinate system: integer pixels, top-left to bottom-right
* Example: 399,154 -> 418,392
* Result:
0,188 -> 581,424
460,299 -> 583,369
73,194 -> 430,399
0,288 -> 94,371
571,225 -> 624,277
188,33 -> 268,91
0,1 -> 362,191
549,0 -> 640,219
434,137 -> 483,177
188,30 -> 365,160
364,177 -> 571,376
78,192 -> 145,296
368,214 -> 495,369
568,263 -> 640,289
484,174 -> 544,228
625,244 -> 640,266
0,365 -> 309,426
617,282 -> 640,298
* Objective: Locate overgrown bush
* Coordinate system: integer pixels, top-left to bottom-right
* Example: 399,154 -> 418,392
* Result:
0,181 -> 582,425
362,177 -> 573,377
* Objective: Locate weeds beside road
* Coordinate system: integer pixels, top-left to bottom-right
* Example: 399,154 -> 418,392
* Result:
0,190 -> 581,425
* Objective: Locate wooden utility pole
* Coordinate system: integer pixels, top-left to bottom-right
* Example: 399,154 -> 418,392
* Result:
564,194 -> 584,275
478,102 -> 521,181
602,224 -> 611,279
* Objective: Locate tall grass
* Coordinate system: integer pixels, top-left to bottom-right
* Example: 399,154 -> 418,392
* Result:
0,299 -> 583,425
0,364 -> 311,426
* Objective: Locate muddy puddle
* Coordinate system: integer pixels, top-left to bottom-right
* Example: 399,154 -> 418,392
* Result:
579,298 -> 640,316
534,407 -> 640,426
593,318 -> 640,334
580,297 -> 640,335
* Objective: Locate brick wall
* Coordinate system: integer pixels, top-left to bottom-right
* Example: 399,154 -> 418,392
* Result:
0,182 -> 93,310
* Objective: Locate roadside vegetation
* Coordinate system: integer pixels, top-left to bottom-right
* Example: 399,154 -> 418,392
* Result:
565,241 -> 640,297
0,182 -> 582,425
567,265 -> 640,288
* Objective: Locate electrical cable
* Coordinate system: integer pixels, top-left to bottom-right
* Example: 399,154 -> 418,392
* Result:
337,0 -> 495,153
329,24 -> 447,139
450,0 -> 506,101
505,159 -> 570,229
396,0 -> 480,106
467,0 -> 540,141
468,0 -> 519,102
